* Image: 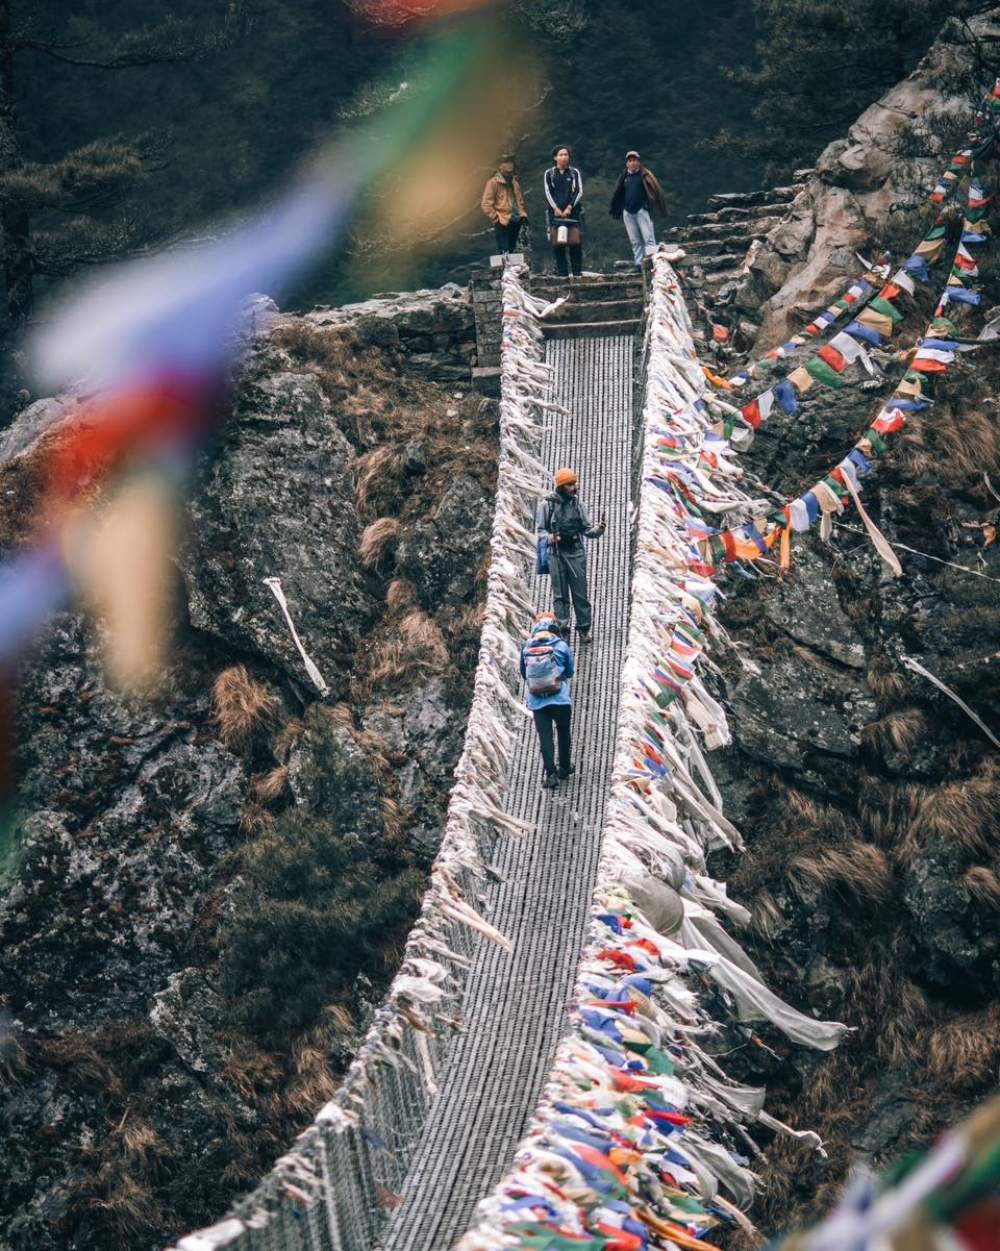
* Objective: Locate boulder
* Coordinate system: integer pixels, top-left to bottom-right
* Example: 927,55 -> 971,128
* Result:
180,365 -> 373,694
398,473 -> 493,610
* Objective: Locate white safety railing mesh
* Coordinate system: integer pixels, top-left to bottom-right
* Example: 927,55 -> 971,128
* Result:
167,267 -> 558,1251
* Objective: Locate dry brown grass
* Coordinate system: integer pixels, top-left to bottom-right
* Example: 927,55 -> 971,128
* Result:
252,764 -> 290,804
87,1170 -> 166,1243
365,609 -> 450,693
387,577 -> 417,612
897,760 -> 1000,862
382,796 -> 405,841
789,842 -> 894,904
962,865 -> 1000,910
399,609 -> 448,669
848,953 -> 931,1065
37,1032 -> 124,1098
897,369 -> 1000,495
925,1004 -> 1000,1093
730,784 -> 854,901
239,802 -> 275,837
273,718 -> 303,762
325,1003 -> 356,1034
212,665 -> 278,751
748,888 -> 786,940
359,517 -> 402,568
219,1036 -> 284,1104
284,1031 -> 338,1116
861,709 -> 928,760
327,702 -> 356,731
866,655 -> 909,703
857,779 -> 924,849
355,446 -> 405,518
440,602 -> 485,639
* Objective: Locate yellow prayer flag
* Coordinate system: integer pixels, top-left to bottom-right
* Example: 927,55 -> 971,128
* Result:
786,365 -> 815,393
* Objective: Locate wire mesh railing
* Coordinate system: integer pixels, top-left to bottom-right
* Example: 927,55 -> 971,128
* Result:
167,267 -> 560,1251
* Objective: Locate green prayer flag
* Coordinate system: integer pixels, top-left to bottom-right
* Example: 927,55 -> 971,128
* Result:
643,1046 -> 676,1076
509,1224 -> 611,1251
869,296 -> 904,323
804,356 -> 846,389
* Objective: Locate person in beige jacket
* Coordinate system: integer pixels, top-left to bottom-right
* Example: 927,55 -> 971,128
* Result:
481,154 -> 529,256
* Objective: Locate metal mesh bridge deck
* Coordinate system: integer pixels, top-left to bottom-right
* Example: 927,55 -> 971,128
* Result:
379,330 -> 637,1251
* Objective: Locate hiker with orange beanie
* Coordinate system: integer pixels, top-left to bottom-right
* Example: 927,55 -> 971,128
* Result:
538,467 -> 606,644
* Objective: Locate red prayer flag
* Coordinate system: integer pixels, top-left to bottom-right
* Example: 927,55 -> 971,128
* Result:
817,344 -> 847,372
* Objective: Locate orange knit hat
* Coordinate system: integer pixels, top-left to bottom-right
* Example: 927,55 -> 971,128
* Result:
554,468 -> 577,487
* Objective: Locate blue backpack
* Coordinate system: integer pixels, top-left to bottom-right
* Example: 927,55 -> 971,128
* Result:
524,638 -> 562,696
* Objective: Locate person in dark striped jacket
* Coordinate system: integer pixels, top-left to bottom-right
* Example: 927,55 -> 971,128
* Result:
544,145 -> 584,278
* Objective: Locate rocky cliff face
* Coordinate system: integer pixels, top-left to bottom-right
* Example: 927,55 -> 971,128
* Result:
4,20 -> 1000,1247
0,286 -> 497,1250
694,17 -> 1000,1238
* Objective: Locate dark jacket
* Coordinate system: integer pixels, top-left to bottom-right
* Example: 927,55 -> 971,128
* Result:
544,165 -> 584,226
610,166 -> 669,220
539,490 -> 604,552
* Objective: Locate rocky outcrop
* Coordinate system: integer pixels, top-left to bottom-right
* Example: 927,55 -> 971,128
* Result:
180,366 -> 372,695
693,26 -> 1000,1232
0,286 -> 498,1250
728,14 -> 1000,347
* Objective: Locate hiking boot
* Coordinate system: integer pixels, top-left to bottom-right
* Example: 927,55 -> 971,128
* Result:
557,765 -> 576,782
578,629 -> 592,645
541,774 -> 559,790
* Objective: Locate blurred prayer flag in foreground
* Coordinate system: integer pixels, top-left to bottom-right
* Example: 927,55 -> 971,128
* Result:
0,0 -> 525,822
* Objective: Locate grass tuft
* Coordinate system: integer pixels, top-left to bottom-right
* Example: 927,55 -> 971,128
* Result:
212,666 -> 278,751
790,842 -> 894,904
252,764 -> 290,804
925,1004 -> 1000,1093
359,517 -> 402,569
355,446 -> 405,518
861,709 -> 928,760
387,577 -> 417,612
897,761 -> 1000,862
962,865 -> 1000,910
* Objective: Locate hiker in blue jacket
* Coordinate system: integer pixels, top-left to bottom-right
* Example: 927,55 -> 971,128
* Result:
520,611 -> 576,790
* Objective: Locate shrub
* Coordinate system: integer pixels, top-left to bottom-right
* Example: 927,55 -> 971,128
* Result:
354,314 -> 400,351
219,806 -> 422,1044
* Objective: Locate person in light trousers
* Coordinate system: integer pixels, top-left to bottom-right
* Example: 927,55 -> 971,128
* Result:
609,150 -> 669,270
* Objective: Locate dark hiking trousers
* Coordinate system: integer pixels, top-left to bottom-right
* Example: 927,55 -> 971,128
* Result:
533,704 -> 572,777
495,219 -> 523,254
550,546 -> 592,633
553,242 -> 583,277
